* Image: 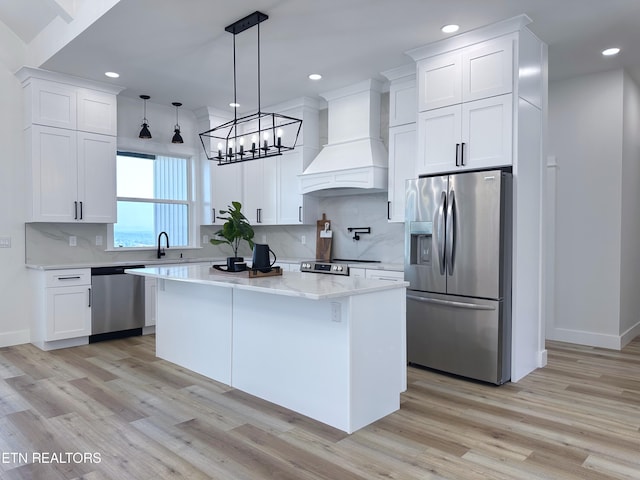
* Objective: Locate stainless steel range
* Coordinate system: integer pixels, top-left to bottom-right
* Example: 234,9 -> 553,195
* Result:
300,259 -> 380,276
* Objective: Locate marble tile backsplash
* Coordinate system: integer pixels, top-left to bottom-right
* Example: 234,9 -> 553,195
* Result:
25,192 -> 404,266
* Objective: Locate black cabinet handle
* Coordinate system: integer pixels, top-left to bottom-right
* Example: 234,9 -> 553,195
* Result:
387,201 -> 391,220
74,201 -> 78,220
298,206 -> 302,223
79,201 -> 83,220
88,287 -> 92,307
256,208 -> 262,223
455,143 -> 460,167
58,276 -> 81,280
460,142 -> 466,166
212,208 -> 216,224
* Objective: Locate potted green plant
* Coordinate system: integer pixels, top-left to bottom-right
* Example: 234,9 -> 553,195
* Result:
210,201 -> 255,271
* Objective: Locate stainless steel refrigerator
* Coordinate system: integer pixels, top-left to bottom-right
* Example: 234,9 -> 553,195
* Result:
404,169 -> 512,384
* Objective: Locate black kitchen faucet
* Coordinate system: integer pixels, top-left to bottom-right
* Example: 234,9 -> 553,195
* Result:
157,232 -> 169,259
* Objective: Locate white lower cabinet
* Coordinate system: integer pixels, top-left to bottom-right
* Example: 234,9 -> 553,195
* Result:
365,269 -> 405,282
46,285 -> 91,341
349,268 -> 404,281
31,268 -> 91,350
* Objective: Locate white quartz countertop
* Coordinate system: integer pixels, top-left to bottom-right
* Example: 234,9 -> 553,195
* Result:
26,258 -> 404,272
126,264 -> 408,300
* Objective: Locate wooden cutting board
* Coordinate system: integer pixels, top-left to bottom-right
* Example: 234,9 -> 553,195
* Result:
315,213 -> 332,261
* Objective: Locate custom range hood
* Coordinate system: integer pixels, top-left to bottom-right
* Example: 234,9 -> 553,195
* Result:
300,79 -> 388,195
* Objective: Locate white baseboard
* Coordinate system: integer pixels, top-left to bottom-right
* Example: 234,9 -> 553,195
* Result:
538,349 -> 548,367
143,325 -> 156,335
620,321 -> 640,348
547,327 -> 625,350
0,329 -> 30,348
31,336 -> 89,351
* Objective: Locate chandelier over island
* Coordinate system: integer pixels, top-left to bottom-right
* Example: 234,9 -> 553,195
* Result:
199,11 -> 302,165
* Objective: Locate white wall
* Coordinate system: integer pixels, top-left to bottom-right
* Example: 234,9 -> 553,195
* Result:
548,69 -> 635,348
0,24 -> 30,346
619,72 -> 640,340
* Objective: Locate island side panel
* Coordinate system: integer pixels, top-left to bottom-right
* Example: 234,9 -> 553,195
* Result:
348,287 -> 407,432
231,289 -> 351,432
156,279 -> 233,385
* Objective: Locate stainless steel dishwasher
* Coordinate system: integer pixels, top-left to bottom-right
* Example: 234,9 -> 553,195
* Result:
90,265 -> 145,343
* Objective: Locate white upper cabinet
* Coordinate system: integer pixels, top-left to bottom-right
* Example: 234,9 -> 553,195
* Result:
417,94 -> 512,175
18,68 -> 122,223
77,89 -> 118,136
243,157 -> 277,225
412,33 -> 515,175
387,123 -> 416,221
417,52 -> 462,111
388,76 -> 417,127
76,131 -> 117,222
462,37 -> 513,103
27,125 -> 78,222
381,65 -> 417,222
210,163 -> 243,225
278,149 -> 318,225
26,79 -> 78,129
24,77 -> 117,136
26,126 -> 117,223
417,36 -> 513,112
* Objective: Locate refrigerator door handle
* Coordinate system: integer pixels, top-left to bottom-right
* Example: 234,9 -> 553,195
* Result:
407,294 -> 496,311
437,191 -> 447,275
446,190 -> 456,275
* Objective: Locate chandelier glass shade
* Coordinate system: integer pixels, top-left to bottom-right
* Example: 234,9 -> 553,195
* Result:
199,11 -> 302,165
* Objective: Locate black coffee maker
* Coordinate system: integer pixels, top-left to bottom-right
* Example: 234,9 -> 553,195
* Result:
251,244 -> 276,273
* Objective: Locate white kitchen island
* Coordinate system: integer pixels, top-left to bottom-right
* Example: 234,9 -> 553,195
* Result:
126,264 -> 408,434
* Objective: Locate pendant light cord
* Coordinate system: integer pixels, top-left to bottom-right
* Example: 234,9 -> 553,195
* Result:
257,21 -> 261,115
233,32 -> 238,142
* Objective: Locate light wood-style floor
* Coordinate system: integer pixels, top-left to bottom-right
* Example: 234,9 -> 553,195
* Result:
0,335 -> 639,479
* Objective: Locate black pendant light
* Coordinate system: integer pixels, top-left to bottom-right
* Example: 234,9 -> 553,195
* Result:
139,94 -> 152,139
171,102 -> 184,144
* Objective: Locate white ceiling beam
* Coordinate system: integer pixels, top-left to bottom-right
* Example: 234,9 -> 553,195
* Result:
45,0 -> 76,23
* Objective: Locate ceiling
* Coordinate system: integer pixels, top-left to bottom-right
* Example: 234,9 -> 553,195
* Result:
3,0 -> 640,112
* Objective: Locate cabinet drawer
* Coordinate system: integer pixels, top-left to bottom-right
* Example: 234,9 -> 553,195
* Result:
46,269 -> 91,287
366,269 -> 405,281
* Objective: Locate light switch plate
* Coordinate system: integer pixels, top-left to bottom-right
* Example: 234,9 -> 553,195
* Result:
95,235 -> 103,246
69,236 -> 77,247
0,236 -> 11,248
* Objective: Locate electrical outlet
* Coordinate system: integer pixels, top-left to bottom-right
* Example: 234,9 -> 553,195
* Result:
261,234 -> 267,243
69,236 -> 77,247
301,235 -> 306,245
0,236 -> 11,248
95,235 -> 103,246
202,234 -> 209,244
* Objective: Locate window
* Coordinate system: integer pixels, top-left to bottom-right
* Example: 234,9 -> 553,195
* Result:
113,152 -> 192,248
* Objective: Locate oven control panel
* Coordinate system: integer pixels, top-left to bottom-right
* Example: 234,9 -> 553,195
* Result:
300,261 -> 350,276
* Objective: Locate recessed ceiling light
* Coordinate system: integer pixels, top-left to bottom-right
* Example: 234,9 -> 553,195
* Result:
602,47 -> 620,56
308,73 -> 322,81
104,71 -> 119,78
441,24 -> 460,34
229,102 -> 240,108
